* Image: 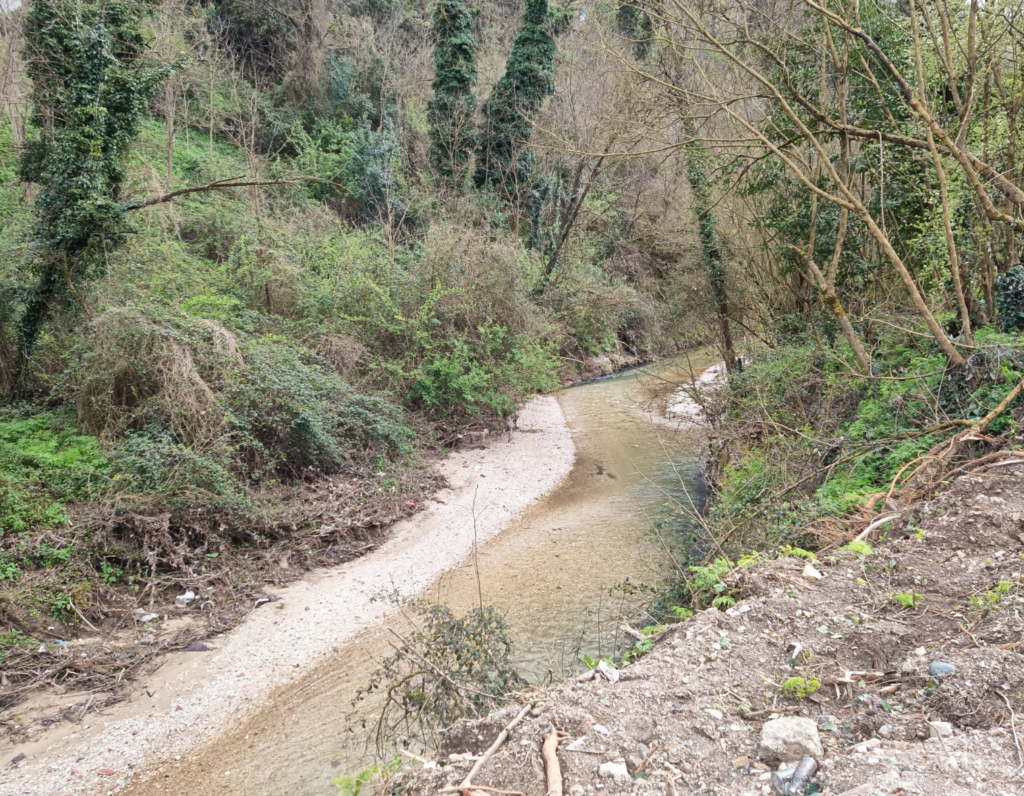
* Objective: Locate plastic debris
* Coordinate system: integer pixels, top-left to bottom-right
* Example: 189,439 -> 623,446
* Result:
596,659 -> 620,683
929,661 -> 956,677
175,590 -> 196,609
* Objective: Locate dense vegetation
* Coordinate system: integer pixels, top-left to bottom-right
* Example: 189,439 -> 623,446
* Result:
0,0 -> 708,666
1,0 -> 1023,702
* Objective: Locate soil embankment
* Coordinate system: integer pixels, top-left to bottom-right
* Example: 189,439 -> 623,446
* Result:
1,396 -> 575,796
393,468 -> 1024,796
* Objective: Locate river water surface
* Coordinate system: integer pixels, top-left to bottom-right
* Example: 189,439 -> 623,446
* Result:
128,351 -> 718,796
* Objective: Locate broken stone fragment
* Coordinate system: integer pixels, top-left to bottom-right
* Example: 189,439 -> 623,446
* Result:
598,761 -> 630,783
928,720 -> 953,738
759,717 -> 823,761
928,661 -> 956,677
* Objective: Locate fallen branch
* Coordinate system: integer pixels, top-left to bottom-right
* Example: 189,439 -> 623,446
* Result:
542,723 -> 563,796
459,703 -> 533,788
123,174 -> 328,211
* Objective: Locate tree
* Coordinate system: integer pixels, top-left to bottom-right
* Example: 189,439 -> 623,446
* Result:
17,0 -> 173,357
473,0 -> 570,196
684,128 -> 739,373
427,0 -> 478,188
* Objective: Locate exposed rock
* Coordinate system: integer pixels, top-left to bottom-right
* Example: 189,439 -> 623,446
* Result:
759,717 -> 823,761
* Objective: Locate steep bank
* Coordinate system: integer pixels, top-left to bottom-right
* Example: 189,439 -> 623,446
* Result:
391,467 -> 1024,796
1,396 -> 575,796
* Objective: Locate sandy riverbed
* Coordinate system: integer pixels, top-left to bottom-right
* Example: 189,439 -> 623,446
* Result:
1,396 -> 574,796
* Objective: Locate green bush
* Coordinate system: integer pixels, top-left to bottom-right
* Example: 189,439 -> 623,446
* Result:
224,335 -> 413,477
109,428 -> 243,506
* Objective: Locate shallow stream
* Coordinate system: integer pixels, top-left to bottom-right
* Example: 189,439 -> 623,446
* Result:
129,351 -> 718,796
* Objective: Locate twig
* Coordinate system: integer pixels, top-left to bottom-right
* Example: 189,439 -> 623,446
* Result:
79,694 -> 95,721
439,789 -> 524,795
854,514 -> 901,542
386,628 -> 467,718
460,704 -> 533,788
999,692 -> 1024,774
634,744 -> 660,774
68,598 -> 100,633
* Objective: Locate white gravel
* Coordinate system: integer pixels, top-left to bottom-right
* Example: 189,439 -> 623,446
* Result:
665,360 -> 726,424
1,395 -> 574,796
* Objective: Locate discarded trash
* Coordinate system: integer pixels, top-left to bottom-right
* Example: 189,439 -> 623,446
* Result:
11,753 -> 25,764
253,597 -> 279,609
596,659 -> 620,683
771,767 -> 796,794
137,613 -> 159,624
929,661 -> 956,677
790,756 -> 818,792
593,724 -> 611,736
175,590 -> 196,609
186,642 -> 212,652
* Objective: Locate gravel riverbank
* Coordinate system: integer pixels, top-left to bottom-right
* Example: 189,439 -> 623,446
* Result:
1,396 -> 575,796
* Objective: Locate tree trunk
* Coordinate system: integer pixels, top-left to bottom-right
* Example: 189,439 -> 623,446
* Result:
684,127 -> 739,373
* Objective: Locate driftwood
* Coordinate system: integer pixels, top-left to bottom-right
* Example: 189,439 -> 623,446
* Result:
542,723 -> 563,796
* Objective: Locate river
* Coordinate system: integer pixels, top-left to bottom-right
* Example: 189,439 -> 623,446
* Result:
124,351 -> 719,796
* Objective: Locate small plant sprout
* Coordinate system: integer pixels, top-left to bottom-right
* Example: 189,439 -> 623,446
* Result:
839,540 -> 873,557
891,589 -> 924,609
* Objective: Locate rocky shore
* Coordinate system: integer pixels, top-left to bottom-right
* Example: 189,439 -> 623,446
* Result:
392,467 -> 1024,796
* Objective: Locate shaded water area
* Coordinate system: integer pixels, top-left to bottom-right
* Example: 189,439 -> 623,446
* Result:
128,351 -> 718,796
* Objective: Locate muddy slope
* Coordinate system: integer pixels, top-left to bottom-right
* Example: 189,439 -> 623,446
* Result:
394,469 -> 1024,796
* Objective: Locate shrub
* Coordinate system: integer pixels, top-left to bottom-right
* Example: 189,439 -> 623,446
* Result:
224,335 -> 413,477
359,600 -> 521,754
109,428 -> 243,506
62,308 -> 413,484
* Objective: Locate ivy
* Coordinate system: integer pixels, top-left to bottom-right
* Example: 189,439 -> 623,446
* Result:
427,0 -> 479,188
473,0 -> 571,197
996,265 -> 1024,333
17,0 -> 174,356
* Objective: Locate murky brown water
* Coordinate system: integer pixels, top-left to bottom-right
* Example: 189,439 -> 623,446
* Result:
127,351 -> 718,796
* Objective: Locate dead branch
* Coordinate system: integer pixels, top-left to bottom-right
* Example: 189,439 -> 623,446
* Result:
460,703 -> 533,788
542,723 -> 562,796
122,175 -> 326,211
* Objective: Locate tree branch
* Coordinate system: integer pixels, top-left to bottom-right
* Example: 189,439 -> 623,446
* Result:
122,175 -> 325,211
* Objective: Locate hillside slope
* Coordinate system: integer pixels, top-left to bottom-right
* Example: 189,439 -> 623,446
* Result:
395,468 -> 1024,795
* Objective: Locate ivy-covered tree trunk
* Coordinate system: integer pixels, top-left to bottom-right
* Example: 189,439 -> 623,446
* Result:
16,0 -> 171,360
427,0 -> 478,189
473,0 -> 569,198
684,131 -> 739,373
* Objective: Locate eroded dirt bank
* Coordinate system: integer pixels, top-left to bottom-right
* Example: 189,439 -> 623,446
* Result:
0,396 -> 574,796
394,469 -> 1024,796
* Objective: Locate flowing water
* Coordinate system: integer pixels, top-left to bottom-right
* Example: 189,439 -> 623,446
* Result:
127,351 -> 719,796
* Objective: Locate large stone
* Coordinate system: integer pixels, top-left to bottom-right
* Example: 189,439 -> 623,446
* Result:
759,717 -> 823,761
